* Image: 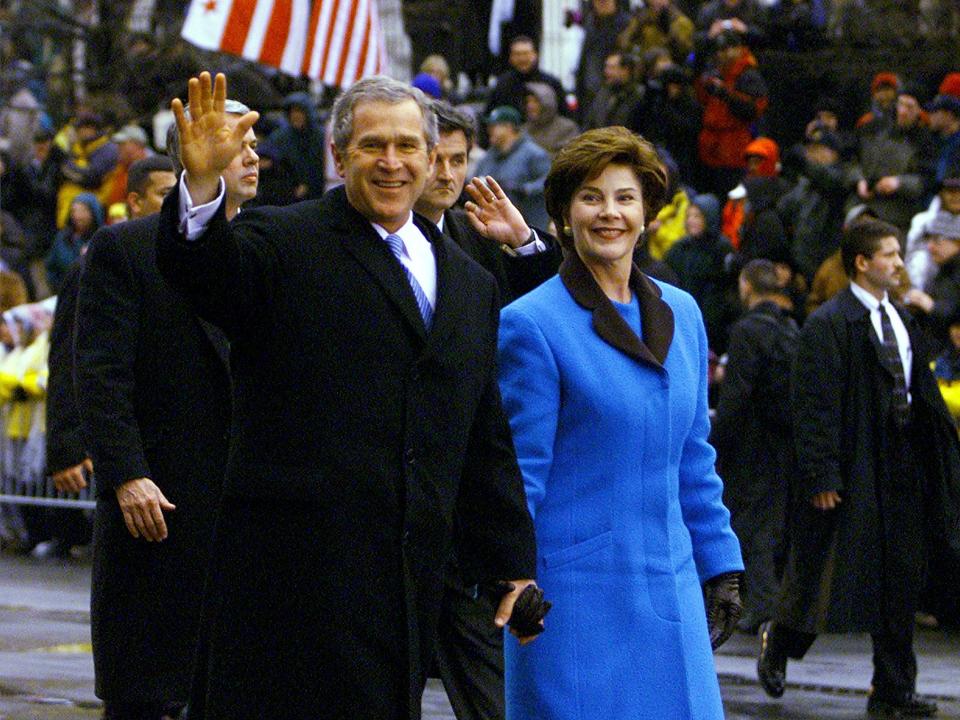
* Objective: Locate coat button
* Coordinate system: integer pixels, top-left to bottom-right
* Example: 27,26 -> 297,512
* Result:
405,448 -> 416,465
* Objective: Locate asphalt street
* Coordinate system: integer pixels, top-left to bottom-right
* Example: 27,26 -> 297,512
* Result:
0,552 -> 957,719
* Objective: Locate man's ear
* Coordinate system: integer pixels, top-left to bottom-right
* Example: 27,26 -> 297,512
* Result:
854,253 -> 869,275
331,141 -> 346,179
127,192 -> 142,217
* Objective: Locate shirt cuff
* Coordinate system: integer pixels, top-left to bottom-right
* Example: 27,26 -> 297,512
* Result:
178,172 -> 226,241
513,229 -> 546,256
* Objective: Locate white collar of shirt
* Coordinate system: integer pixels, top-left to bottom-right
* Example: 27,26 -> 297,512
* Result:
370,214 -> 437,309
436,214 -> 445,233
849,280 -> 913,391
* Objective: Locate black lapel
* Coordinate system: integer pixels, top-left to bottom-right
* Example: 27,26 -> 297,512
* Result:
559,251 -> 674,369
329,188 -> 428,339
197,318 -> 231,370
419,214 -> 457,350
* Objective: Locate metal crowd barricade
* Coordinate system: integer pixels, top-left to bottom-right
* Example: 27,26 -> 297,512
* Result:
0,472 -> 96,510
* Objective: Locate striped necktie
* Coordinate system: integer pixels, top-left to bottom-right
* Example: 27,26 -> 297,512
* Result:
879,302 -> 910,427
384,233 -> 433,329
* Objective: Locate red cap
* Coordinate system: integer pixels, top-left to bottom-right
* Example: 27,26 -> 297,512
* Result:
744,137 -> 780,177
871,72 -> 900,93
939,72 -> 960,100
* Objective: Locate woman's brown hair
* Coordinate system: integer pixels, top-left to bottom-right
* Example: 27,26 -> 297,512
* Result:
544,126 -> 667,249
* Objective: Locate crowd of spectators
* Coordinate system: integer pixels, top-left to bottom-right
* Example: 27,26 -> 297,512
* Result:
1,0 -> 959,623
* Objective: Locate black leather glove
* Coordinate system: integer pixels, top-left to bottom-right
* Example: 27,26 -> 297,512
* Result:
492,581 -> 552,637
703,571 -> 743,650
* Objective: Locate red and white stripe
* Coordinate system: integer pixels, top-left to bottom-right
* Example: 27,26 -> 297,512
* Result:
302,0 -> 384,87
181,0 -> 310,77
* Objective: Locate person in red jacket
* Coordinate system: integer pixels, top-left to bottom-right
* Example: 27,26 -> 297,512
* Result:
696,30 -> 768,197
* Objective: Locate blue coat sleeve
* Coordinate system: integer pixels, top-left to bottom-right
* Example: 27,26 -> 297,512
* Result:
497,305 -> 560,520
676,301 -> 743,582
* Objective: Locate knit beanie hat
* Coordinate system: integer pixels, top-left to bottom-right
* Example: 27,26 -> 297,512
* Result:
690,193 -> 721,237
925,210 -> 960,240
744,137 -> 780,177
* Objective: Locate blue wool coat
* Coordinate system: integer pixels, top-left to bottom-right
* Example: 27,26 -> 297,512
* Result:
497,256 -> 743,720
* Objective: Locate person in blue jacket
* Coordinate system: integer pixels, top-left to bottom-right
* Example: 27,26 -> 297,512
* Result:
497,126 -> 744,719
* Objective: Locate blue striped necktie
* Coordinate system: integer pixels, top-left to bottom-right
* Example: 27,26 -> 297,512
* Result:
384,233 -> 433,329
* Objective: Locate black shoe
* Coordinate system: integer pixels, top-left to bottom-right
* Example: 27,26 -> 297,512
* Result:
757,620 -> 787,698
867,692 -> 938,717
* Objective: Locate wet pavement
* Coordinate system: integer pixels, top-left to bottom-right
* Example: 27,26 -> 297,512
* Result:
0,552 -> 957,719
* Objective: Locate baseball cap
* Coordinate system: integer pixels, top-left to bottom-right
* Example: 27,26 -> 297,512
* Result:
485,105 -> 523,126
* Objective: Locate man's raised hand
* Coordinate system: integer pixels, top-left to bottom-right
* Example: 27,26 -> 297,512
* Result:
464,176 -> 534,249
171,71 -> 259,204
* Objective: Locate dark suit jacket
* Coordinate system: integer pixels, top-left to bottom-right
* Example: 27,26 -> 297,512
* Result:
442,209 -> 560,308
45,260 -> 86,474
780,287 -> 960,634
74,214 -> 231,703
155,184 -> 536,720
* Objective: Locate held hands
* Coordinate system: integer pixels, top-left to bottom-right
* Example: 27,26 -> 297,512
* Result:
493,579 -> 551,645
464,176 -> 534,249
115,478 -> 176,542
52,458 -> 93,494
171,71 -> 259,204
703,571 -> 743,650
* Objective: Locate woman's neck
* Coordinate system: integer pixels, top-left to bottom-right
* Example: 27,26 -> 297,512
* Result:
584,256 -> 633,304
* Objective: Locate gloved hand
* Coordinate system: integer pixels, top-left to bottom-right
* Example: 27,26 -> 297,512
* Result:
492,581 -> 552,637
703,571 -> 743,650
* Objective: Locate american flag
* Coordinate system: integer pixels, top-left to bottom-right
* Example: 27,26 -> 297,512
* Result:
181,0 -> 383,87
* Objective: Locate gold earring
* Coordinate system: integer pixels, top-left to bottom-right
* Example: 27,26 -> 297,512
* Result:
639,224 -> 646,234
563,224 -> 572,236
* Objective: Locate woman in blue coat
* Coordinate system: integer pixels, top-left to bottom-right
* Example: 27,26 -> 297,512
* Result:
497,127 -> 744,719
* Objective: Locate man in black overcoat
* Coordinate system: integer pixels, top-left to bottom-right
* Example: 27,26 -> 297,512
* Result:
75,108 -> 258,720
156,73 -> 538,720
711,259 -> 798,633
412,101 -> 558,720
46,156 -> 178,557
757,219 -> 960,718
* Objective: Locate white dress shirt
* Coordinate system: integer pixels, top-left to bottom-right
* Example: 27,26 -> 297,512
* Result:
849,280 -> 912,393
370,215 -> 437,310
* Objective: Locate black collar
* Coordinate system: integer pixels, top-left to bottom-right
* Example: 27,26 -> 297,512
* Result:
559,251 -> 674,369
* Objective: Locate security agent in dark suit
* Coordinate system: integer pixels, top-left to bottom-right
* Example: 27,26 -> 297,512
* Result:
757,219 -> 959,718
415,101 -> 562,309
45,156 -> 178,559
157,72 -> 541,720
413,102 -> 560,720
74,112 -> 255,720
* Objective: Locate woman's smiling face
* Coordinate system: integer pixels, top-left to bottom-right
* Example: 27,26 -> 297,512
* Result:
566,163 -> 645,269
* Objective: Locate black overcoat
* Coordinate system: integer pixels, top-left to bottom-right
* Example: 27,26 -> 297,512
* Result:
155,185 -> 537,720
778,287 -> 960,634
46,260 -> 86,474
74,214 -> 231,702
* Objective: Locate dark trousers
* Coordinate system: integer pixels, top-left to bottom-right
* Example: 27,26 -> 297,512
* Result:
434,581 -> 505,720
102,700 -> 185,720
768,620 -> 917,699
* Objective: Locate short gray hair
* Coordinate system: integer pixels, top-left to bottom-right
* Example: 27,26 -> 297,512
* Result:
166,99 -> 252,176
331,75 -> 438,153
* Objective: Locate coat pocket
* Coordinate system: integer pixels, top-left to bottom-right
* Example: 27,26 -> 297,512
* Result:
542,530 -> 613,569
